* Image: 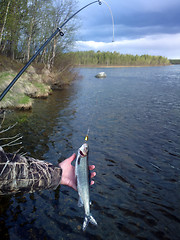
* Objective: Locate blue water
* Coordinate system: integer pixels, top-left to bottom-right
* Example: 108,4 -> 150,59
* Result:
1,65 -> 180,239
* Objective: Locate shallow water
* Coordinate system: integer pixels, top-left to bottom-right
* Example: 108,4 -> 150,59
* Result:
0,65 -> 180,239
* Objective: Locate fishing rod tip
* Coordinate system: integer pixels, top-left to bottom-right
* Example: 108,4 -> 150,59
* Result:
98,0 -> 102,5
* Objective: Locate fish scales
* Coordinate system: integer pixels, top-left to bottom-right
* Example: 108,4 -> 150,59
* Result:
75,143 -> 97,231
77,154 -> 90,213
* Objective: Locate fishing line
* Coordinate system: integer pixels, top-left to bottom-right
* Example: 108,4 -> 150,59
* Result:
0,1 -> 101,101
0,0 -> 114,152
84,0 -> 115,143
101,0 -> 115,42
0,0 -> 114,101
84,89 -> 102,144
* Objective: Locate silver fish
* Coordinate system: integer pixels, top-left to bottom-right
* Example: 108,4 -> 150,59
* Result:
75,143 -> 97,231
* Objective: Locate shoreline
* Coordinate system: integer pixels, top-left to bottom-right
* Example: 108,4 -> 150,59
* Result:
0,66 -> 72,111
75,64 -> 171,68
0,63 -> 172,111
0,67 -> 51,110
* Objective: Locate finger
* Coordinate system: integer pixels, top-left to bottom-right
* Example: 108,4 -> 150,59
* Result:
72,183 -> 77,191
89,165 -> 95,171
90,180 -> 95,185
67,153 -> 76,163
91,172 -> 96,178
59,153 -> 76,168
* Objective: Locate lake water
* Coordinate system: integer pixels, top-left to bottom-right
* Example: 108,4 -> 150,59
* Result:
0,66 -> 180,240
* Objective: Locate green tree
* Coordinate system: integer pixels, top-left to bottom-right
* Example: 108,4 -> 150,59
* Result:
0,0 -> 11,47
67,51 -> 170,66
0,0 -> 28,59
0,0 -> 78,68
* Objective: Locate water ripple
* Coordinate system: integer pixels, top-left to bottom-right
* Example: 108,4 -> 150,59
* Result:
1,66 -> 180,240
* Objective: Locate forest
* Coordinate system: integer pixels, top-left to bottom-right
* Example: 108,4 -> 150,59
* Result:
66,51 -> 170,66
169,59 -> 180,64
0,0 -> 78,69
0,0 -> 79,109
0,0 -> 170,69
0,0 -> 172,109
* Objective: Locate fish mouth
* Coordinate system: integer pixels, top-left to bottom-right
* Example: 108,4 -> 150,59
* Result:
80,150 -> 86,157
79,143 -> 88,156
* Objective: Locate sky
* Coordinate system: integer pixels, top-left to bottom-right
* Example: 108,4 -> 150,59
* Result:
72,0 -> 180,59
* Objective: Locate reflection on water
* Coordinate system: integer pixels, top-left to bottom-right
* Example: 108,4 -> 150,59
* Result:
1,66 -> 180,239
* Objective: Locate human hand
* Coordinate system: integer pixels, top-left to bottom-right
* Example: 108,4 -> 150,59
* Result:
59,153 -> 96,191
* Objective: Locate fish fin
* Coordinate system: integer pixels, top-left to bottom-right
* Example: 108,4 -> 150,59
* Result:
78,197 -> 84,207
82,214 -> 97,231
89,214 -> 97,226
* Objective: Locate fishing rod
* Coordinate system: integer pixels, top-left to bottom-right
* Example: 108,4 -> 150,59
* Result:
0,0 -> 103,101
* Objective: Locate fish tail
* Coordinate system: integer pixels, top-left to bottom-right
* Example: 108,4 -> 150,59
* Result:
82,214 -> 97,231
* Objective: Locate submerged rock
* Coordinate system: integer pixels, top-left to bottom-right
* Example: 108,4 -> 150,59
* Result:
95,72 -> 107,78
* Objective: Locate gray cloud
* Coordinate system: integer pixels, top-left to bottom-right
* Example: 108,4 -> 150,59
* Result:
77,0 -> 180,39
75,0 -> 180,58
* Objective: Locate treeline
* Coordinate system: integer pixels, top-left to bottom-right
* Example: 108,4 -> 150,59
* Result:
169,59 -> 180,64
67,51 -> 170,66
0,0 -> 77,69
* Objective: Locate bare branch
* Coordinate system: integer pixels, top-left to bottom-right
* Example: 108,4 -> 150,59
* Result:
0,133 -> 21,141
1,136 -> 23,148
12,146 -> 24,161
0,111 -> 6,129
20,152 -> 28,157
0,122 -> 18,134
0,147 -> 10,176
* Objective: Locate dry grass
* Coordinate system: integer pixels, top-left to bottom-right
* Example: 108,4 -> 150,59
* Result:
0,54 -> 77,110
0,68 -> 51,110
0,54 -> 23,72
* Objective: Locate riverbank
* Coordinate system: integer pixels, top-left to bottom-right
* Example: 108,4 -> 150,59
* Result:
0,66 -> 52,110
0,55 -> 77,110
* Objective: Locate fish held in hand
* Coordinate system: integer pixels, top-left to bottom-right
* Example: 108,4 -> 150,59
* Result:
75,143 -> 97,231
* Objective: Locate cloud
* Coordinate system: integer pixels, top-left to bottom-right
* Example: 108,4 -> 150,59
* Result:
73,33 -> 180,59
75,0 -> 180,58
77,0 -> 180,36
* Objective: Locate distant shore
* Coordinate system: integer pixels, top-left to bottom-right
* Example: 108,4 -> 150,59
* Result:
75,64 -> 171,68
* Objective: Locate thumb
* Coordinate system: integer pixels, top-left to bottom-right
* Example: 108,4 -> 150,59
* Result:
67,153 -> 76,164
